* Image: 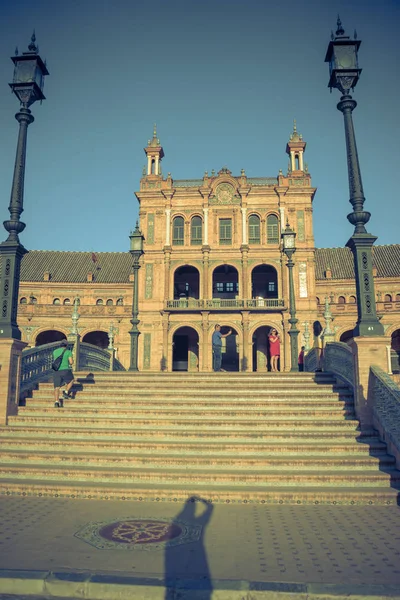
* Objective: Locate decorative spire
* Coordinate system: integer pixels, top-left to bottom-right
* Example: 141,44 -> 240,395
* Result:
148,123 -> 160,147
336,15 -> 345,37
27,30 -> 38,53
289,119 -> 301,142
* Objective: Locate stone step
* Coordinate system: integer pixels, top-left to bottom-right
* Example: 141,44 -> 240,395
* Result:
0,435 -> 386,455
7,415 -> 361,429
0,478 -> 397,505
1,424 -> 368,440
0,462 -> 398,486
74,371 -> 336,380
0,449 -> 394,470
18,406 -> 356,419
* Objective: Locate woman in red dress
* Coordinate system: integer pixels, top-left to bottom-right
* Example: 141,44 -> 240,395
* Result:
268,328 -> 280,372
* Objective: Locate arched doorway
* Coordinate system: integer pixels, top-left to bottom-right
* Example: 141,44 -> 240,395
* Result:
174,266 -> 200,300
251,265 -> 278,300
82,331 -> 109,349
391,329 -> 400,374
212,265 -> 239,299
219,326 -> 239,371
35,330 -> 66,346
340,330 -> 354,345
172,327 -> 199,372
252,326 -> 277,372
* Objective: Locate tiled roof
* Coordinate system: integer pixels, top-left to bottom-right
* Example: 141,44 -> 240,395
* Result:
315,245 -> 400,280
0,245 -> 398,284
17,251 -> 133,283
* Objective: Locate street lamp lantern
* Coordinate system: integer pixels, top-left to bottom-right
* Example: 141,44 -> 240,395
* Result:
10,32 -> 49,106
281,222 -> 296,253
325,16 -> 361,95
129,222 -> 145,371
324,17 -> 384,337
0,33 -> 49,340
281,221 -> 299,372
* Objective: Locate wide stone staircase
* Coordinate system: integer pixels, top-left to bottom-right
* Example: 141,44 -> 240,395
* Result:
0,372 -> 399,505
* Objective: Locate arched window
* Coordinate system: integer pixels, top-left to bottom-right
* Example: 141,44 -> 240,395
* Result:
396,294 -> 400,302
349,295 -> 356,304
316,297 -> 320,305
267,214 -> 279,244
29,296 -> 37,304
190,216 -> 202,245
106,299 -> 113,306
116,297 -> 124,306
172,216 -> 184,245
385,294 -> 392,302
96,299 -> 104,305
338,296 -> 346,304
20,297 -> 27,304
63,298 -> 71,305
53,298 -> 61,305
248,215 -> 260,244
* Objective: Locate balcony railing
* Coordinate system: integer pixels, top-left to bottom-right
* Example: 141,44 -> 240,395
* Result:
165,298 -> 285,311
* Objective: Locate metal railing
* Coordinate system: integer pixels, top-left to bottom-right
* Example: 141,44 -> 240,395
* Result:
322,342 -> 355,390
165,298 -> 285,310
20,340 -> 125,396
370,365 -> 400,468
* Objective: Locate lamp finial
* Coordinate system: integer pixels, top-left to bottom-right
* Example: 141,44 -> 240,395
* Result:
336,15 -> 345,37
28,30 -> 38,53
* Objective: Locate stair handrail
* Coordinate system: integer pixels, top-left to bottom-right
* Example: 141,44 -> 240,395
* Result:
322,342 -> 355,390
79,342 -> 125,372
370,365 -> 400,469
21,341 -> 68,396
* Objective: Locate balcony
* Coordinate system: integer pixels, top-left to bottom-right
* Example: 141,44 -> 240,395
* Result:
165,298 -> 285,312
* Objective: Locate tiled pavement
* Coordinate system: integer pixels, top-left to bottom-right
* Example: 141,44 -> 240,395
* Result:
0,495 -> 400,599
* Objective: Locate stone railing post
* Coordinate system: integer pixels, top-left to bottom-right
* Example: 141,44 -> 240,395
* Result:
67,332 -> 81,372
0,339 -> 27,425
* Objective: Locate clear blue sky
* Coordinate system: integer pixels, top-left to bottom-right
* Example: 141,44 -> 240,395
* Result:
0,0 -> 398,252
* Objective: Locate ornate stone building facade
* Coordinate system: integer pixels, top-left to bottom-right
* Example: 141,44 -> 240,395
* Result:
14,127 -> 400,371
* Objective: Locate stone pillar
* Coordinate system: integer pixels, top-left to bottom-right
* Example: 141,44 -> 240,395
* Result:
67,332 -> 81,372
203,207 -> 209,245
0,338 -> 27,425
349,336 -> 388,426
147,155 -> 152,175
165,209 -> 171,246
241,207 -> 247,245
299,151 -> 304,171
202,247 -> 210,300
161,314 -> 169,371
241,311 -> 250,371
201,311 -> 210,371
164,249 -> 171,302
290,150 -> 295,171
241,245 -> 249,300
155,155 -> 159,175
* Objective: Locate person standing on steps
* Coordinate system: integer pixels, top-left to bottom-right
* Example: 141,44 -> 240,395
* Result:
212,324 -> 232,372
268,328 -> 280,372
53,339 -> 75,408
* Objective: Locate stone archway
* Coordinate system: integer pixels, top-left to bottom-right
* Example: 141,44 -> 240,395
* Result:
391,329 -> 400,374
212,265 -> 239,299
252,326 -> 276,372
173,266 -> 200,300
219,325 -> 239,372
340,329 -> 354,345
82,331 -> 109,349
172,326 -> 199,372
251,265 -> 278,300
35,330 -> 66,346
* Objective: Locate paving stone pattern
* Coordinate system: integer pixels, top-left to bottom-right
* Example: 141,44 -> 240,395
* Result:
0,496 -> 400,587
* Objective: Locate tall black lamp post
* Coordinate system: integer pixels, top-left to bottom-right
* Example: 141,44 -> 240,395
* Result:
0,33 -> 49,340
325,17 -> 383,337
281,222 -> 299,372
129,222 -> 144,371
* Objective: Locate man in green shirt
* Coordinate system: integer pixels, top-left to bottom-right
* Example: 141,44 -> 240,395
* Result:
52,340 -> 75,408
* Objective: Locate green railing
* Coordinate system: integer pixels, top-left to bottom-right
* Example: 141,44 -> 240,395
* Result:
370,365 -> 400,468
20,341 -> 125,397
165,298 -> 285,310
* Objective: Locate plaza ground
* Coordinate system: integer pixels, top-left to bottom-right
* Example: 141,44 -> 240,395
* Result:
0,495 -> 400,599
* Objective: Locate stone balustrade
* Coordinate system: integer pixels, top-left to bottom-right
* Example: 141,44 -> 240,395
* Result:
165,298 -> 285,311
370,365 -> 400,469
322,342 -> 355,391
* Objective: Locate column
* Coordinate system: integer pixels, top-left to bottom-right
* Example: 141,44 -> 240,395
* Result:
290,150 -> 295,171
147,154 -> 152,175
299,151 -> 304,171
241,246 -> 249,300
164,249 -> 171,301
162,314 -> 169,371
241,207 -> 247,244
155,155 -> 160,175
203,207 -> 209,245
201,311 -> 210,371
241,311 -> 250,371
202,248 -> 210,299
165,209 -> 171,246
